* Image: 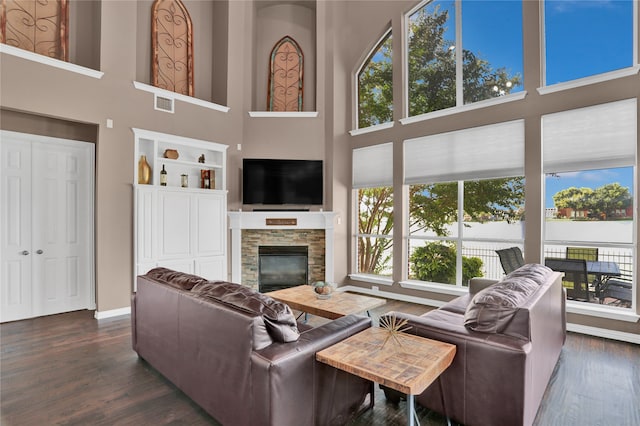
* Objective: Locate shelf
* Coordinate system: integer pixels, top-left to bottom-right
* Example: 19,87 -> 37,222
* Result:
157,157 -> 223,169
135,184 -> 227,195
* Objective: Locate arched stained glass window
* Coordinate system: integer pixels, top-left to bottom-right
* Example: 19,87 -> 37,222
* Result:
152,0 -> 194,96
268,36 -> 303,112
1,0 -> 69,60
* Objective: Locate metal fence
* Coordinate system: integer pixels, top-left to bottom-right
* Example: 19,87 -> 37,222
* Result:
461,243 -> 634,282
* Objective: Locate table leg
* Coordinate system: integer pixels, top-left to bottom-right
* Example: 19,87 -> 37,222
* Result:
438,377 -> 451,426
407,394 -> 420,426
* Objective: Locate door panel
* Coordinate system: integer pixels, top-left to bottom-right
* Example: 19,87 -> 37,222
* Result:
158,191 -> 191,258
31,141 -> 91,316
1,133 -> 93,322
194,193 -> 225,257
1,140 -> 33,322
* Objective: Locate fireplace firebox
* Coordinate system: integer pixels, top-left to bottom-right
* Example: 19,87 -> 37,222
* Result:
258,246 -> 308,293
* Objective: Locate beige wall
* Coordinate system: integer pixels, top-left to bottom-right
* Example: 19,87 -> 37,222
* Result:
1,0 -> 638,338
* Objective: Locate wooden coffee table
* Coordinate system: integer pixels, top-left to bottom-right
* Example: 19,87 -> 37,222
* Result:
316,327 -> 456,426
266,285 -> 386,320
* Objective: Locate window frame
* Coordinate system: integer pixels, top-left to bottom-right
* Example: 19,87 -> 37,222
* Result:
540,0 -> 639,89
403,0 -> 524,120
355,27 -> 393,130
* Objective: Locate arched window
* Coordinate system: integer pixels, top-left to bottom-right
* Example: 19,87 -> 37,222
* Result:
152,0 -> 194,96
1,0 -> 69,60
268,36 -> 303,112
356,30 -> 392,129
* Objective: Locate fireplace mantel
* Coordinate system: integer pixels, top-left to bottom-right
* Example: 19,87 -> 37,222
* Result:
228,211 -> 337,285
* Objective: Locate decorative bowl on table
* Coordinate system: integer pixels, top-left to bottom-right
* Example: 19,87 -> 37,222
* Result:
313,281 -> 335,299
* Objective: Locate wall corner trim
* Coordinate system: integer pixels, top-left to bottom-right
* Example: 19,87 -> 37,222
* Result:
94,307 -> 131,320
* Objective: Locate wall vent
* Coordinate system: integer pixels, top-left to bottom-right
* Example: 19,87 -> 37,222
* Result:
154,94 -> 175,113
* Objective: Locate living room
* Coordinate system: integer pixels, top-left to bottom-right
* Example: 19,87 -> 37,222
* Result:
1,0 -> 639,424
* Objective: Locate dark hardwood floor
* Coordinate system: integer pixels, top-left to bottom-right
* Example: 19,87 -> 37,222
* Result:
1,301 -> 639,425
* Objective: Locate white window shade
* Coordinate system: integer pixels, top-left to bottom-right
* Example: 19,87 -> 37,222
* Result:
404,120 -> 524,184
353,142 -> 394,188
543,99 -> 637,173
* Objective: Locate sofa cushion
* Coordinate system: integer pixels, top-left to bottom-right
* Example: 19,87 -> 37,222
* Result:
144,267 -> 215,291
464,276 -> 540,333
191,282 -> 300,343
506,263 -> 553,285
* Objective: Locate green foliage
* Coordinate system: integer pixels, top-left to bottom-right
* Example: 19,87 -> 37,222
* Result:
591,183 -> 632,219
358,187 -> 393,274
406,4 -> 522,116
409,178 -> 525,237
552,183 -> 632,219
553,187 -> 593,218
410,242 -> 483,284
358,3 -> 522,127
358,34 -> 393,128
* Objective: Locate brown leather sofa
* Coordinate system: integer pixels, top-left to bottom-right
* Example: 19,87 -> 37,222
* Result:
131,268 -> 373,426
385,264 -> 565,426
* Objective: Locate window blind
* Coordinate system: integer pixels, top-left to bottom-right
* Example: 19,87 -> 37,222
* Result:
352,142 -> 394,188
404,120 -> 525,184
543,98 -> 637,173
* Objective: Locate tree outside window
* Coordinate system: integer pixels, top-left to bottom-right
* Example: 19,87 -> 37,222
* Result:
408,178 -> 524,285
407,0 -> 523,116
357,31 -> 393,128
356,187 -> 393,275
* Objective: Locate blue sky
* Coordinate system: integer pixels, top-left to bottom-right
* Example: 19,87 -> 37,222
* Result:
459,0 -> 634,208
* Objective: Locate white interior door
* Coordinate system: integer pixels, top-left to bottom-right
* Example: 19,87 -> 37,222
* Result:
1,132 -> 94,322
1,140 -> 33,321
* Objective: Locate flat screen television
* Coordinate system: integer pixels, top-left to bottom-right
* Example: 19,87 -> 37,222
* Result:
242,159 -> 323,205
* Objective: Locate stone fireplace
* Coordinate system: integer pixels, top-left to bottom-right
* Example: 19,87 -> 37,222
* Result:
228,212 -> 336,291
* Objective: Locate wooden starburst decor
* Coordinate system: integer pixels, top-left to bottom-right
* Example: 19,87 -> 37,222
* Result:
379,314 -> 411,350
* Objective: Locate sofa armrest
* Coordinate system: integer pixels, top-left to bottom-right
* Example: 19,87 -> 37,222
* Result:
250,314 -> 372,426
469,277 -> 499,295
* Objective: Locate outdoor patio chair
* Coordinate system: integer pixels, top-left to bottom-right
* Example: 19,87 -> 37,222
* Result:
566,247 -> 599,261
495,246 -> 525,275
545,257 -> 590,302
566,246 -> 599,287
601,276 -> 633,307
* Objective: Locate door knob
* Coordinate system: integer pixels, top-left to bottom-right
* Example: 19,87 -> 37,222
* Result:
20,250 -> 29,255
36,249 -> 44,254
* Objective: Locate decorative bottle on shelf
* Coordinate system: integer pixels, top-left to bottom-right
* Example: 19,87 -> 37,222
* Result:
160,164 -> 167,186
138,155 -> 151,184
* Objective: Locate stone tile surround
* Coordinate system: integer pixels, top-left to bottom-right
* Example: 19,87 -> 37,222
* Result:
228,211 -> 337,288
241,229 -> 325,290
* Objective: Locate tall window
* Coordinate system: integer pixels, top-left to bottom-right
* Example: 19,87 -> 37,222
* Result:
405,121 -> 525,284
357,30 -> 392,129
1,0 -> 69,60
152,0 -> 194,96
543,99 -> 636,308
544,0 -> 634,85
353,143 -> 394,277
268,36 -> 303,112
406,0 -> 523,117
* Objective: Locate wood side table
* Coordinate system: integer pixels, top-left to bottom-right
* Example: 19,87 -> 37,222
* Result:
266,285 -> 386,320
316,327 -> 456,426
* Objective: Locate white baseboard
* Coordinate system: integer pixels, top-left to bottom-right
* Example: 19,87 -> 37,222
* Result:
567,323 -> 640,345
94,307 -> 131,320
342,285 -> 640,345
